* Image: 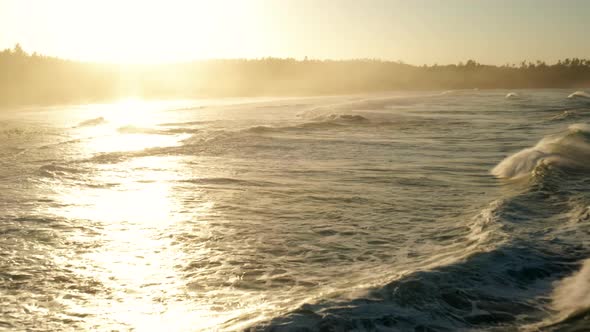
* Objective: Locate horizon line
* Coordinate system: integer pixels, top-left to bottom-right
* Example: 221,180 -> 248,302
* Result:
4,43 -> 590,68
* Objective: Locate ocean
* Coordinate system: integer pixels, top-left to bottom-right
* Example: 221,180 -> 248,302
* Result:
1,89 -> 589,331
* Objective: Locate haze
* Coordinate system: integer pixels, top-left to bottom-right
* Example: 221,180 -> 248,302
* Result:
2,0 -> 590,65
4,1 -> 590,331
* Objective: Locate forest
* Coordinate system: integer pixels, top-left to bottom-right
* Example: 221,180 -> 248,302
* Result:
2,44 -> 590,107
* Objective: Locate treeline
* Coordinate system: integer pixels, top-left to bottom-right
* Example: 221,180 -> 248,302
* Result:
2,44 -> 590,106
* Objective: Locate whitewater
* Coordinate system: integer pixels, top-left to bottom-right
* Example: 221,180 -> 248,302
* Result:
1,89 -> 590,331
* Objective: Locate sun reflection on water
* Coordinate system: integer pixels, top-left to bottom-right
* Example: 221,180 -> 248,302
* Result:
50,153 -> 243,330
67,98 -> 191,154
33,98 -> 296,331
42,98 -> 239,330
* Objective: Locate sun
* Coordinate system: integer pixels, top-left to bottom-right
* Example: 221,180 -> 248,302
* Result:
2,0 -> 273,64
40,0 -> 258,64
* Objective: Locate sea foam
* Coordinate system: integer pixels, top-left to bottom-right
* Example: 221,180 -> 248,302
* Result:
552,259 -> 590,318
568,91 -> 590,99
492,124 -> 590,179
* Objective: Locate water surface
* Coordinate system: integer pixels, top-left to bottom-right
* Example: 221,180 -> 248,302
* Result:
1,90 -> 590,331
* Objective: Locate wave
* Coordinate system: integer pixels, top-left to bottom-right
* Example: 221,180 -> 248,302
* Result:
38,164 -> 85,179
252,243 -> 578,331
552,259 -> 590,319
311,113 -> 369,123
298,94 -> 440,120
163,128 -> 203,135
297,114 -> 371,130
523,259 -> 590,331
158,120 -> 211,127
75,117 -> 107,127
0,126 -> 54,138
117,125 -> 163,135
247,110 -> 460,135
249,199 -> 511,331
244,114 -> 372,134
550,110 -> 583,121
245,126 -> 281,134
492,123 -> 590,179
180,177 -> 277,187
251,183 -> 590,331
568,91 -> 590,99
505,92 -> 519,99
1,127 -> 29,137
438,89 -> 480,96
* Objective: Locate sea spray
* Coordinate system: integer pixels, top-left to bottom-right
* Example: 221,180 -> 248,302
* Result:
492,123 -> 590,179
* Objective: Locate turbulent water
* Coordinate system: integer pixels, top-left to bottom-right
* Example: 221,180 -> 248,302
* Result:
1,89 -> 590,331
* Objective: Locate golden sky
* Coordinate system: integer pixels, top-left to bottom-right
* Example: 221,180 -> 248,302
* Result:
1,0 -> 589,65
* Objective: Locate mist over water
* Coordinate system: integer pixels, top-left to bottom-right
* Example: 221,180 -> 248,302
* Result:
2,89 -> 590,331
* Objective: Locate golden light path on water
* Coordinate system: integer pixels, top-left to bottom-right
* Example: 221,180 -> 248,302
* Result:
42,99 -> 266,331
31,97 -> 396,331
6,91 -> 590,331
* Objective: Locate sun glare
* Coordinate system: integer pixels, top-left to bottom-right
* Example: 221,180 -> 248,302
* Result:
42,0 -> 261,64
45,155 -> 230,331
108,98 -> 151,125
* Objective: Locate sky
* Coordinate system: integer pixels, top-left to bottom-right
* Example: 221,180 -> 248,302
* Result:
1,0 -> 589,65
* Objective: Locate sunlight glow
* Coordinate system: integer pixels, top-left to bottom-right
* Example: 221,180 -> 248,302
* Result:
46,155 -> 230,331
12,0 -> 262,63
107,98 -> 151,126
69,98 -> 190,153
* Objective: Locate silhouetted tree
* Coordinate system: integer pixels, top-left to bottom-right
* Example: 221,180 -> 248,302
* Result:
1,45 -> 590,107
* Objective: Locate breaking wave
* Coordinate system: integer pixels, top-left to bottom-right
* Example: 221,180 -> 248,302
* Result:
297,92 -> 459,120
492,124 -> 590,179
75,117 -> 107,127
117,125 -> 163,135
550,110 -> 582,121
244,114 -> 373,134
524,259 -> 590,331
552,259 -> 590,320
568,91 -> 590,99
7,90 -> 590,331
252,191 -> 587,331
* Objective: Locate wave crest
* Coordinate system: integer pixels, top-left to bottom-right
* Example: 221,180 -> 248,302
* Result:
568,91 -> 590,99
75,117 -> 107,127
492,124 -> 590,179
117,125 -> 162,135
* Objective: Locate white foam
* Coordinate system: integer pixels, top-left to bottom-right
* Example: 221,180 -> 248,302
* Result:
568,91 -> 590,99
569,123 -> 590,132
492,148 -> 551,179
76,116 -> 107,127
524,259 -> 590,331
553,259 -> 590,318
492,124 -> 590,179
